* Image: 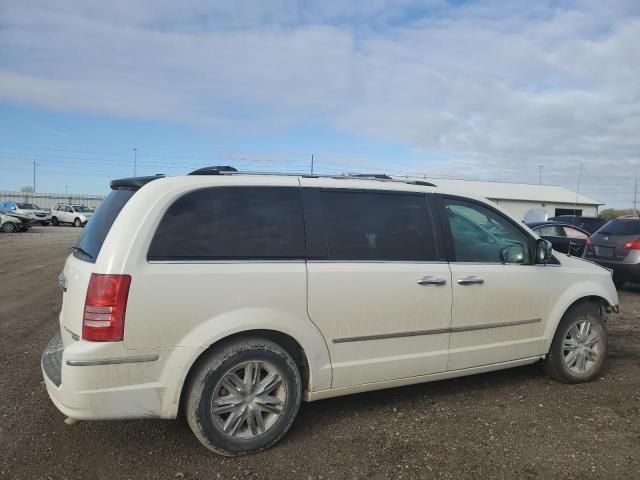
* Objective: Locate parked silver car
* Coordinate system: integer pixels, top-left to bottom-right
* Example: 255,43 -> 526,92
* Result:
0,201 -> 51,225
0,207 -> 33,232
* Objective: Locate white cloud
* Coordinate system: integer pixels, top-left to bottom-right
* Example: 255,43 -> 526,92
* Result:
1,0 -> 639,206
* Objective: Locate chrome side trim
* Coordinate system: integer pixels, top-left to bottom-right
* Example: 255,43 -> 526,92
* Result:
450,318 -> 541,333
66,354 -> 160,367
334,328 -> 450,343
332,318 -> 541,344
333,328 -> 450,344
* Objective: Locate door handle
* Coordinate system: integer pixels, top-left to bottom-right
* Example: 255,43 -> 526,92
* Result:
457,276 -> 484,285
417,276 -> 447,286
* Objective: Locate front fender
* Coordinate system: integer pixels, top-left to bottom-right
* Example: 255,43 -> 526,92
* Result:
542,279 -> 618,353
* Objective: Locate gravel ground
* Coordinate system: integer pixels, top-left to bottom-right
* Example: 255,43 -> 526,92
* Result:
0,227 -> 639,480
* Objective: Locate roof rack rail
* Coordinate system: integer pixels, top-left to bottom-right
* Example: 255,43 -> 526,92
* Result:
188,166 -> 238,175
182,166 -> 437,187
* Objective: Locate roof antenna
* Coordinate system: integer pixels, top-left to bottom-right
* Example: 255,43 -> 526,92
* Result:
569,162 -> 583,257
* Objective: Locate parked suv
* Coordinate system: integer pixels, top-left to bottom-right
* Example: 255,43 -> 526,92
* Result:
42,169 -> 619,456
0,201 -> 51,225
584,218 -> 640,287
51,204 -> 93,227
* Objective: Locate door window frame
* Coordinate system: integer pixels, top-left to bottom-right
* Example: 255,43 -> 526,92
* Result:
433,194 -> 537,265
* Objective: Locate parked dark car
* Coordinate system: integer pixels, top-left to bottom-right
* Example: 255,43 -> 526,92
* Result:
584,218 -> 640,287
548,215 -> 607,234
527,222 -> 590,256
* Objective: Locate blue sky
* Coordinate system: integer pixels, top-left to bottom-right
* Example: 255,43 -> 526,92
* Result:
1,0 -> 639,208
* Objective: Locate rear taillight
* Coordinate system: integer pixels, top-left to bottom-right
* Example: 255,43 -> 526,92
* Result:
623,239 -> 640,250
586,237 -> 593,246
83,274 -> 132,342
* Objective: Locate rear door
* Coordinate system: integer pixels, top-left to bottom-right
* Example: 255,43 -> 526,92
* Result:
437,195 -> 550,370
534,224 -> 570,254
302,183 -> 452,388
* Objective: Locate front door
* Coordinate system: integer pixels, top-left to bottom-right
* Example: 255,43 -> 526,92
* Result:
439,196 -> 551,371
302,183 -> 452,388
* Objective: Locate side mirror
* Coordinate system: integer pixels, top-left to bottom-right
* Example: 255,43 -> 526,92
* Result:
536,238 -> 553,263
501,244 -> 525,264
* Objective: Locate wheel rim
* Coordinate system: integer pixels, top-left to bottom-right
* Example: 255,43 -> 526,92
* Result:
2,223 -> 15,232
211,361 -> 286,439
563,319 -> 601,374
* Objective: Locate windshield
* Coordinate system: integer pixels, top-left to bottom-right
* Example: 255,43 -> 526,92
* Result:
72,205 -> 92,213
598,219 -> 640,236
74,190 -> 134,262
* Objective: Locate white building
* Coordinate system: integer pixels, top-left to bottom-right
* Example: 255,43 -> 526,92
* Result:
420,178 -> 602,221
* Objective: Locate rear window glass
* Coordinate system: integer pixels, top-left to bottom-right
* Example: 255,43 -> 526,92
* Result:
599,220 -> 640,236
74,190 -> 135,262
320,190 -> 436,261
148,187 -> 305,261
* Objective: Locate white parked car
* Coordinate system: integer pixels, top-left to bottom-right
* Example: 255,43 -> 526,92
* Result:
42,168 -> 619,456
50,203 -> 93,227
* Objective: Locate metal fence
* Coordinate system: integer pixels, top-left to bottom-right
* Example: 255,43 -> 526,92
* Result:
0,191 -> 106,210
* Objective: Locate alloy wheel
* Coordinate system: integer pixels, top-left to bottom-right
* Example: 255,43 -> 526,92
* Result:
563,319 -> 601,374
211,361 -> 286,439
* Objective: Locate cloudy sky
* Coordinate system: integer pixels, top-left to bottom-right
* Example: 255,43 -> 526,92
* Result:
1,0 -> 639,208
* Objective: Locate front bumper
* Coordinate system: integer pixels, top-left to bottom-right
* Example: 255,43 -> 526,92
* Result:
41,334 -> 174,420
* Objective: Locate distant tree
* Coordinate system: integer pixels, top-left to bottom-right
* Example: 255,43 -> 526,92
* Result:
20,186 -> 34,193
599,208 -> 635,220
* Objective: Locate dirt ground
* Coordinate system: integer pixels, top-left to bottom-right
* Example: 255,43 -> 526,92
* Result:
0,227 -> 638,480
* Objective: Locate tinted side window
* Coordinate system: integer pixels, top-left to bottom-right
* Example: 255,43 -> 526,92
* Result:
319,190 -> 436,261
148,187 -> 305,261
444,198 -> 531,264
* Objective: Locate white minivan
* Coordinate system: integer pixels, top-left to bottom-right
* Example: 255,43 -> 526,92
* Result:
42,167 -> 619,456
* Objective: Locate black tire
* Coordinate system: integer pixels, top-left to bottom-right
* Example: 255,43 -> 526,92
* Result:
73,217 -> 81,227
543,302 -> 607,383
185,337 -> 302,456
1,222 -> 16,233
40,221 -> 50,226
51,217 -> 59,226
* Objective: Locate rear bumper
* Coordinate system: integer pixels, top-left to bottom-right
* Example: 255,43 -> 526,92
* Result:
41,334 -> 178,421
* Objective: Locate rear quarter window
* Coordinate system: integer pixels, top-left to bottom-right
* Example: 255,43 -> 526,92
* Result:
148,186 -> 306,261
74,190 -> 135,262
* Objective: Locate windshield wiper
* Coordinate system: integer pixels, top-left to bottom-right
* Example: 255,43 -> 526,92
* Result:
71,246 -> 94,259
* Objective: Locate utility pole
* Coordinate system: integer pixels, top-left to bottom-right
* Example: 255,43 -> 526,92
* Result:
133,148 -> 138,176
33,160 -> 37,193
538,165 -> 543,185
310,154 -> 314,175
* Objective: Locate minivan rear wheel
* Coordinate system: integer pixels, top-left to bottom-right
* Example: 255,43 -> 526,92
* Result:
543,302 -> 607,383
185,337 -> 302,456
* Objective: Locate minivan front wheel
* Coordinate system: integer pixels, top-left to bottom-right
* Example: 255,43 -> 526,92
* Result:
186,338 -> 302,456
544,302 -> 607,383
